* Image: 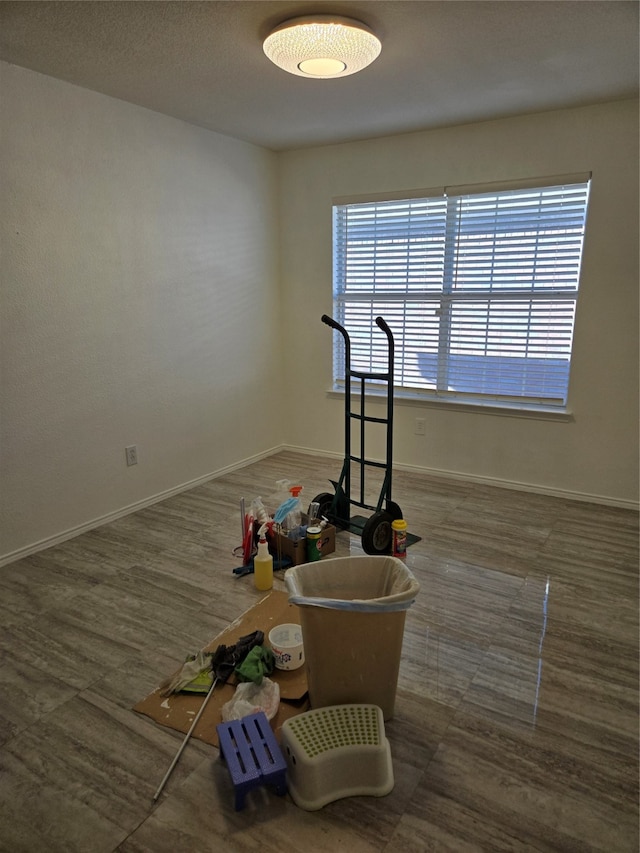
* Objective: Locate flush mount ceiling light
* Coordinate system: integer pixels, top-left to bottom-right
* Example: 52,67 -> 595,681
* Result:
263,15 -> 381,79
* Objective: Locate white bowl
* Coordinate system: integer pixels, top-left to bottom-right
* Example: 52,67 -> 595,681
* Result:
269,623 -> 305,671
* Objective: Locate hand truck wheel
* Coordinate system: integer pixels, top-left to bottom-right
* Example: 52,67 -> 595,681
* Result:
361,510 -> 394,555
310,492 -> 335,523
311,486 -> 350,529
385,500 -> 403,521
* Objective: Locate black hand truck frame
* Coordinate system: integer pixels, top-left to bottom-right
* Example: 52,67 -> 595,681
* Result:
312,314 -> 407,555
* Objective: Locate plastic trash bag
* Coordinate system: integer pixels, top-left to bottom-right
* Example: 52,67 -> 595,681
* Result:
285,555 -> 420,612
221,678 -> 280,722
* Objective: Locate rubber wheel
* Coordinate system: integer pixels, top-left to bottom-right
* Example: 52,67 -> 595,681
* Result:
385,500 -> 403,520
361,511 -> 393,555
310,492 -> 337,524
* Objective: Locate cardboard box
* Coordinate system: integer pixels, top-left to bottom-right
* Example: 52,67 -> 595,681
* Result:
269,516 -> 336,567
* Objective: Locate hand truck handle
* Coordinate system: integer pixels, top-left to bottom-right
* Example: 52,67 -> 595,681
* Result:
322,315 -> 351,363
323,313 -> 392,338
323,314 -> 394,364
322,314 -> 348,338
375,316 -> 394,357
375,315 -> 391,334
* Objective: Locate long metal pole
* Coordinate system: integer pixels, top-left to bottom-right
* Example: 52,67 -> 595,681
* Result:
152,676 -> 220,802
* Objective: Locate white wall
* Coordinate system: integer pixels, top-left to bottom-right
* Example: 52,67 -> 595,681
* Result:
1,63 -> 282,561
1,69 -> 636,566
278,100 -> 639,505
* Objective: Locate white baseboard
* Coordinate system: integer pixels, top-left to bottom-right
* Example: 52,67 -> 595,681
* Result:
283,444 -> 640,511
2,442 -> 636,567
0,446 -> 284,568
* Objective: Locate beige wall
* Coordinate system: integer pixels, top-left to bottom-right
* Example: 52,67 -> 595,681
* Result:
278,100 -> 639,505
1,64 -> 637,564
1,63 -> 282,560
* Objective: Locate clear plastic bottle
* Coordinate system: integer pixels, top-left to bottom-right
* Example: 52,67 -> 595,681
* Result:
272,479 -> 291,518
254,524 -> 273,590
285,485 -> 303,538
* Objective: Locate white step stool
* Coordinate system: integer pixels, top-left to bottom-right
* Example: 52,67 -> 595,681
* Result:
280,704 -> 394,811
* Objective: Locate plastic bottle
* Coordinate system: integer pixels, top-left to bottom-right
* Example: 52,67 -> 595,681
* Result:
285,485 -> 303,538
392,518 -> 408,559
272,479 -> 291,517
254,524 -> 273,590
251,496 -> 269,525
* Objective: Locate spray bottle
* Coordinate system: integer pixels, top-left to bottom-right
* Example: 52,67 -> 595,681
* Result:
254,523 -> 273,591
285,485 -> 304,539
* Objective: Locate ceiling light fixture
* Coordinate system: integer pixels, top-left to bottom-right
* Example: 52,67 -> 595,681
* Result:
263,15 -> 381,79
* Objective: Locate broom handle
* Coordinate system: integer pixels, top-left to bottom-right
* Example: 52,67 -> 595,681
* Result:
152,676 -> 220,802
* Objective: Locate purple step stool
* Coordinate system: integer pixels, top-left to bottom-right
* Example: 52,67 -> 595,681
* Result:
216,711 -> 288,810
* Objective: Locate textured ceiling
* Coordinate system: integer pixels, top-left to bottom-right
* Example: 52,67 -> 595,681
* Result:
0,0 -> 638,151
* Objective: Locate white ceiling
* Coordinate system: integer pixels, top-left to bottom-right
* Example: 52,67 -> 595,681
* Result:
1,1 -> 638,151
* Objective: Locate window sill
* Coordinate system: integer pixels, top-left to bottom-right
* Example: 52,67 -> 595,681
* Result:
326,389 -> 575,422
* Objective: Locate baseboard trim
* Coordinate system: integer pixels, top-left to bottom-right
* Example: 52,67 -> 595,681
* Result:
0,445 -> 285,568
282,444 -> 640,511
3,442 -> 637,567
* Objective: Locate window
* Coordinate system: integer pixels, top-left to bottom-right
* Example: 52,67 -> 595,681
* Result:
332,176 -> 590,411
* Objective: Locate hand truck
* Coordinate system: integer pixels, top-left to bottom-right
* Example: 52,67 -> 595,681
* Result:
312,314 -> 412,555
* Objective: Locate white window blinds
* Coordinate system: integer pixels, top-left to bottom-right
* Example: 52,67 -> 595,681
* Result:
332,178 -> 590,408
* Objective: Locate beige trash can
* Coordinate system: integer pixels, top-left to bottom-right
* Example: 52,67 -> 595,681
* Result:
284,555 -> 420,720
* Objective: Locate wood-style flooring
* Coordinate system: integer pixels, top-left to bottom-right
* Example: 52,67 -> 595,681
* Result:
0,450 -> 637,852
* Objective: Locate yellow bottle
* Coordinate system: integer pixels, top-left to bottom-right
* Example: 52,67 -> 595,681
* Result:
391,518 -> 408,559
254,524 -> 273,591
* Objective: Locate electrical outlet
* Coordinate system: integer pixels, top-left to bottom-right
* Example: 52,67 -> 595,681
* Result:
414,418 -> 426,436
125,445 -> 138,466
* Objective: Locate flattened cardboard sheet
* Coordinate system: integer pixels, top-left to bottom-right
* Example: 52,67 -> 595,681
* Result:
133,590 -> 309,747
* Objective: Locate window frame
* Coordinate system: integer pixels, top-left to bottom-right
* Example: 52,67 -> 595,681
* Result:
331,174 -> 591,417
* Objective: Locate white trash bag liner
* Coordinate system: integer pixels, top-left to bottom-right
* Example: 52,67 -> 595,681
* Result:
285,555 -> 419,613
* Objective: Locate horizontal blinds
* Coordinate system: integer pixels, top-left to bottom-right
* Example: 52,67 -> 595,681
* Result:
333,180 -> 590,406
446,184 -> 589,290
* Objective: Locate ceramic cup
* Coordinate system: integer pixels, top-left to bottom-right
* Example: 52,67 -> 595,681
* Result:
268,623 -> 305,671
